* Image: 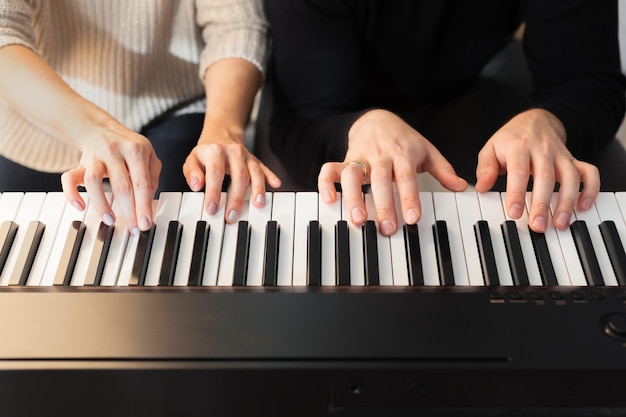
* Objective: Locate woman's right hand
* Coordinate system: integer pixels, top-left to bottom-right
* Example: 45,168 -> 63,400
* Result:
61,119 -> 161,235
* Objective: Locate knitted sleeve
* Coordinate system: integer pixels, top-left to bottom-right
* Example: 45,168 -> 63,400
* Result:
195,0 -> 269,80
0,0 -> 35,50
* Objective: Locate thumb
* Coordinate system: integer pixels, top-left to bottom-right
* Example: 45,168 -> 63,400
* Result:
475,144 -> 501,192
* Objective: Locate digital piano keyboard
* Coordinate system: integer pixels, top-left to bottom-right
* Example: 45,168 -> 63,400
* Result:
0,191 -> 625,417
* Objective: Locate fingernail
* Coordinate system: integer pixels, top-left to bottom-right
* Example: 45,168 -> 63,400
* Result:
532,216 -> 547,232
351,207 -> 365,224
140,216 -> 151,230
72,200 -> 84,211
228,209 -> 239,222
582,198 -> 593,210
207,201 -> 218,215
103,213 -> 115,226
190,176 -> 200,189
555,212 -> 570,228
406,209 -> 419,224
321,189 -> 332,204
510,204 -> 523,218
256,193 -> 265,205
380,219 -> 395,236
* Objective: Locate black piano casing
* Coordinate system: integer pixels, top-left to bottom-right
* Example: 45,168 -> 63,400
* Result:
0,286 -> 625,417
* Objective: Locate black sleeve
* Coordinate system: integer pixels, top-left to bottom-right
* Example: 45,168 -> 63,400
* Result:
266,0 -> 368,187
523,0 -> 626,158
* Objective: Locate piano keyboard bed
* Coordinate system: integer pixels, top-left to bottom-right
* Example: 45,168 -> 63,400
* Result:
0,191 -> 626,289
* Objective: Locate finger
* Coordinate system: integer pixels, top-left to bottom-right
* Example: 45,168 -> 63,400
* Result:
183,152 -> 206,192
575,160 -> 600,211
369,160 -> 397,236
107,161 -> 139,233
82,162 -> 116,226
126,151 -> 156,231
61,167 -> 87,212
149,151 -> 161,197
551,158 -> 580,229
504,152 -> 531,220
339,162 -> 367,226
475,144 -> 502,192
223,152 -> 250,223
248,159 -> 268,208
393,158 -> 421,224
258,162 -> 282,189
422,145 -> 468,191
318,162 -> 342,205
527,157 -> 555,233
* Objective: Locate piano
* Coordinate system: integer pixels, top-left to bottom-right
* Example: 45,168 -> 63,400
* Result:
0,190 -> 625,417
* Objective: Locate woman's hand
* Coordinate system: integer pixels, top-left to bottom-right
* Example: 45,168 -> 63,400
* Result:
183,122 -> 281,223
475,109 -> 600,232
61,118 -> 161,234
318,109 -> 467,236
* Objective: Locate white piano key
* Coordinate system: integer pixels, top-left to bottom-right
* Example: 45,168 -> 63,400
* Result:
596,192 -> 626,247
319,191 -> 341,286
217,195 -> 250,286
27,193 -> 67,286
390,191 -> 409,286
247,192 -> 273,286
70,193 -> 113,286
477,192 -> 513,286
201,192 -> 227,286
418,192 -> 439,286
433,192 -> 469,286
271,192 -> 296,286
615,193 -> 626,224
0,192 -> 46,286
293,192 -> 318,286
172,192 -> 205,286
501,193 -> 542,286
365,193 -> 393,286
525,193 -> 571,286
100,198 -> 130,286
143,192 -> 183,286
455,192 -> 485,286
549,194 -> 586,286
343,192 -> 365,286
574,199 -> 618,286
39,193 -> 89,286
0,192 -> 23,223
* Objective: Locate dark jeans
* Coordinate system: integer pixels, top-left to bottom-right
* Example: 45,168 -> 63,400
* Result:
0,113 -> 205,193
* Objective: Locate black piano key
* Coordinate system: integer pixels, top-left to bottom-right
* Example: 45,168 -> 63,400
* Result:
10,220 -> 45,286
83,222 -> 114,286
363,220 -> 379,286
188,221 -> 209,286
54,220 -> 86,286
0,221 -> 18,276
433,220 -> 454,286
335,220 -> 351,286
130,225 -> 156,286
501,220 -> 529,286
570,220 -> 604,286
474,220 -> 499,286
159,221 -> 183,286
307,220 -> 321,286
529,228 -> 559,286
403,223 -> 423,286
599,220 -> 626,286
232,221 -> 251,286
263,221 -> 280,286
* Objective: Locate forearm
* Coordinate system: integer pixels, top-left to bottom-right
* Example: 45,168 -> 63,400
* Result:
200,57 -> 262,143
0,44 -> 115,150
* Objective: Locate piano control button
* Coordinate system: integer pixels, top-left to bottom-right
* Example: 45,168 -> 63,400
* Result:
508,291 -> 524,300
550,291 -> 564,300
602,313 -> 626,341
571,291 -> 586,301
489,291 -> 503,300
530,291 -> 544,300
615,291 -> 626,300
591,291 -> 606,300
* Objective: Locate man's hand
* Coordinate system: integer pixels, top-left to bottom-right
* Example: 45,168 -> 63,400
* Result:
475,108 -> 600,232
318,109 -> 467,236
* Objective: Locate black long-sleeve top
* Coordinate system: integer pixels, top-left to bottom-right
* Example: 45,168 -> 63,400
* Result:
266,0 -> 626,187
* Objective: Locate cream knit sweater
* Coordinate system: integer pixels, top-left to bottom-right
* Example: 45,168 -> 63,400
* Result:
0,0 -> 268,172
